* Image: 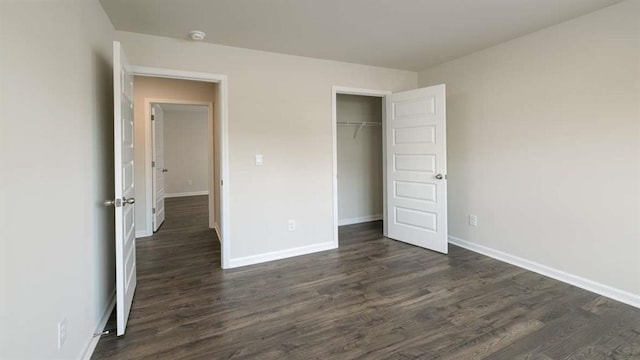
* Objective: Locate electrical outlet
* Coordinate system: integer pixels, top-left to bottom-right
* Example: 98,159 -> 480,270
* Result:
57,318 -> 67,350
469,214 -> 478,227
288,219 -> 295,231
187,179 -> 193,186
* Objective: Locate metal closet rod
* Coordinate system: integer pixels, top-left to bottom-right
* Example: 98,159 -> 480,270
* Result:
337,121 -> 381,139
336,121 -> 382,126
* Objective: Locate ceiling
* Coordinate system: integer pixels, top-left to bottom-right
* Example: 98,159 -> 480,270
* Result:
100,0 -> 622,71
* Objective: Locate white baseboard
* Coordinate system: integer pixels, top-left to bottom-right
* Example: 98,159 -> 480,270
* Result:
448,236 -> 640,309
213,223 -> 221,243
338,214 -> 383,226
228,241 -> 336,268
79,290 -> 116,360
165,191 -> 209,198
136,229 -> 153,238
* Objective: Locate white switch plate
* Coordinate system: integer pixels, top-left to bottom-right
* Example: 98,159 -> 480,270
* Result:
288,219 -> 295,231
255,154 -> 264,166
469,214 -> 478,227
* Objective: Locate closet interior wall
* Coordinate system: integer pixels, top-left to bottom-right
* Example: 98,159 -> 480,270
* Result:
336,94 -> 383,226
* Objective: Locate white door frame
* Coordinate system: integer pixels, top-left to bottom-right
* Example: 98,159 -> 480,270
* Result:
331,86 -> 391,247
131,66 -> 231,269
146,99 -> 214,231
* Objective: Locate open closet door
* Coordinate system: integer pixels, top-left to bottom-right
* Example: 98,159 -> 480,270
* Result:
112,41 -> 137,335
385,84 -> 448,254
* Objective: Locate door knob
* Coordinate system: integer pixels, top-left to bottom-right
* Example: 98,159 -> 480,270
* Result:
161,168 -> 168,173
435,174 -> 444,180
104,199 -> 122,207
123,197 -> 135,205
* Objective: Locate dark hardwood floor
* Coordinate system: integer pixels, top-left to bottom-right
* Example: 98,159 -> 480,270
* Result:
93,195 -> 640,359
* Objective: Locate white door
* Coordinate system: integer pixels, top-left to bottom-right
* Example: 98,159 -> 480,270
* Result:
385,84 -> 448,254
152,105 -> 166,231
112,41 -> 137,336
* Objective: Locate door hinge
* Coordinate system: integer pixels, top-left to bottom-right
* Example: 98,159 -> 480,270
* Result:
151,114 -> 155,121
152,208 -> 156,214
152,161 -> 155,167
221,180 -> 223,186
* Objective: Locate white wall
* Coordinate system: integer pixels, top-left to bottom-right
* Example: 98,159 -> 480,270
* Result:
116,31 -> 417,261
418,0 -> 640,298
163,107 -> 209,196
337,95 -> 383,225
0,0 -> 116,358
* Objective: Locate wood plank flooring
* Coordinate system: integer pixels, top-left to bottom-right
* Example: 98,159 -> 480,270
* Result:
93,195 -> 640,359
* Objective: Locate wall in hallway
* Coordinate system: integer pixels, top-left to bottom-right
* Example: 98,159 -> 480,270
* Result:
163,106 -> 209,196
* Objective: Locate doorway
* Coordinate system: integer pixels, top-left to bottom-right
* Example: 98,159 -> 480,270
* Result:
128,73 -> 229,268
150,103 -> 212,232
335,94 -> 385,242
126,68 -> 230,272
332,87 -> 390,246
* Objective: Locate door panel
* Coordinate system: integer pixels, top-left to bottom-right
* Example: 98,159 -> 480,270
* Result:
113,41 -> 137,336
385,85 -> 447,254
152,104 -> 166,231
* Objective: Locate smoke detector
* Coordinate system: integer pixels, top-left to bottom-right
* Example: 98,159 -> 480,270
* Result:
189,30 -> 206,41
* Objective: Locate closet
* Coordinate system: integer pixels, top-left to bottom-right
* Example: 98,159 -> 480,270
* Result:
336,94 -> 383,229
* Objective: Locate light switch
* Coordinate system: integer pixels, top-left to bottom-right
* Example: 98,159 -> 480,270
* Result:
255,154 -> 264,166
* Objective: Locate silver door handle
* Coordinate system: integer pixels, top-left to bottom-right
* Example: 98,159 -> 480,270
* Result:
435,174 -> 444,180
123,197 -> 135,205
161,168 -> 168,173
104,198 -> 123,207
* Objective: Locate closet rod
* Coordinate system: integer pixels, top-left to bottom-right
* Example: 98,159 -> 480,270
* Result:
336,121 -> 382,126
337,121 -> 381,139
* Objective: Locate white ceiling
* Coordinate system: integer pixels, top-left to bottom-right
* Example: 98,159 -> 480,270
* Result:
100,0 -> 622,71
